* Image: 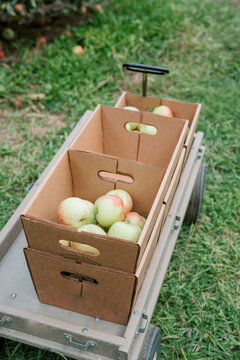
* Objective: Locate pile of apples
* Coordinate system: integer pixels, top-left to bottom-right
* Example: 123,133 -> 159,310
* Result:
123,105 -> 173,135
58,189 -> 146,250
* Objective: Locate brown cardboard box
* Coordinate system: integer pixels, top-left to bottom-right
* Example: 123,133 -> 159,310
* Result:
23,203 -> 166,325
115,92 -> 201,159
70,104 -> 188,170
21,105 -> 188,273
21,149 -> 166,274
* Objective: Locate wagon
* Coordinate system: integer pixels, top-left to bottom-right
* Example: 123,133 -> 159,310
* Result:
0,64 -> 206,360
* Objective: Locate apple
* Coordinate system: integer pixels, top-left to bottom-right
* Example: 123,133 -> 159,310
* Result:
108,222 -> 142,242
95,194 -> 124,228
58,197 -> 95,229
14,4 -> 26,15
185,126 -> 190,141
138,124 -> 157,135
124,212 -> 146,229
152,105 -> 173,117
59,240 -> 71,247
2,28 -> 15,41
37,36 -> 47,45
72,45 -> 85,55
123,106 -> 139,111
77,224 -> 107,235
125,122 -> 139,132
70,241 -> 99,255
0,50 -> 5,59
106,189 -> 133,214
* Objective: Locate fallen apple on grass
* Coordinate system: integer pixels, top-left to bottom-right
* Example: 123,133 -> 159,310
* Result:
58,197 -> 95,229
72,45 -> 85,55
108,221 -> 142,242
124,212 -> 146,229
95,194 -> 124,228
152,105 -> 173,117
106,189 -> 133,215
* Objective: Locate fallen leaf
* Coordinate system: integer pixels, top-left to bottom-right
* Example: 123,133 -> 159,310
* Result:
29,93 -> 46,101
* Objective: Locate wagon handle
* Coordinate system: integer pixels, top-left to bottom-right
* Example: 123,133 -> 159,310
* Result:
123,63 -> 169,97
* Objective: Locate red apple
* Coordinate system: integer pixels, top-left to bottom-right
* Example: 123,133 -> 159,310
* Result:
37,36 -> 47,45
152,105 -> 173,117
124,212 -> 146,229
95,194 -> 124,228
106,189 -> 133,214
14,3 -> 26,15
0,50 -> 5,59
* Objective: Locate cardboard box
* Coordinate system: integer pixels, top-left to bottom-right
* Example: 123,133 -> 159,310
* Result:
21,149 -> 166,274
70,104 -> 188,170
23,203 -> 166,325
21,105 -> 188,273
115,92 -> 201,159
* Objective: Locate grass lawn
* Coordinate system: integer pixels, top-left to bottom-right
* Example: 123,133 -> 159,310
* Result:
0,0 -> 239,359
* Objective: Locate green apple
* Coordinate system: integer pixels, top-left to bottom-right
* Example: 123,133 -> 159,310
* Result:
123,106 -> 139,111
152,105 -> 173,117
59,240 -> 71,247
184,126 -> 190,141
106,189 -> 133,214
138,124 -> 157,135
58,197 -> 95,229
94,194 -> 124,228
77,224 -> 107,235
70,241 -> 100,255
125,122 -> 139,132
108,221 -> 142,242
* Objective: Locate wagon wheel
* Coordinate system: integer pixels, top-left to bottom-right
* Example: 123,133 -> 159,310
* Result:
138,324 -> 161,360
184,162 -> 206,224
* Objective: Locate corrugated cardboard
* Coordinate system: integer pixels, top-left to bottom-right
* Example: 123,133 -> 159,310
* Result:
21,105 -> 188,273
23,203 -> 166,325
70,104 -> 188,169
115,91 -> 201,159
21,149 -> 165,273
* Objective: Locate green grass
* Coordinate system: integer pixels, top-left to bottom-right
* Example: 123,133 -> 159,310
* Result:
0,0 -> 239,359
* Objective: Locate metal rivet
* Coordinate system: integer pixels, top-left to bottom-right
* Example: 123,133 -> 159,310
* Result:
10,293 -> 17,299
82,328 -> 88,334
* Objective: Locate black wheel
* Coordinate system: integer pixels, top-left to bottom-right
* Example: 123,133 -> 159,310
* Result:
184,162 -> 206,224
138,324 -> 161,360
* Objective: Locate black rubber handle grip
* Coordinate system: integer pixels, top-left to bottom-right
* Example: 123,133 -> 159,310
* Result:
123,63 -> 169,75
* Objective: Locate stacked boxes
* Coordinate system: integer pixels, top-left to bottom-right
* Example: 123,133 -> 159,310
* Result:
22,96 -> 201,324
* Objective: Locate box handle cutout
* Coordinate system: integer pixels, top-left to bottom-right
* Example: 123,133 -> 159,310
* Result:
98,171 -> 134,184
59,240 -> 100,256
61,271 -> 98,285
125,122 -> 157,135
